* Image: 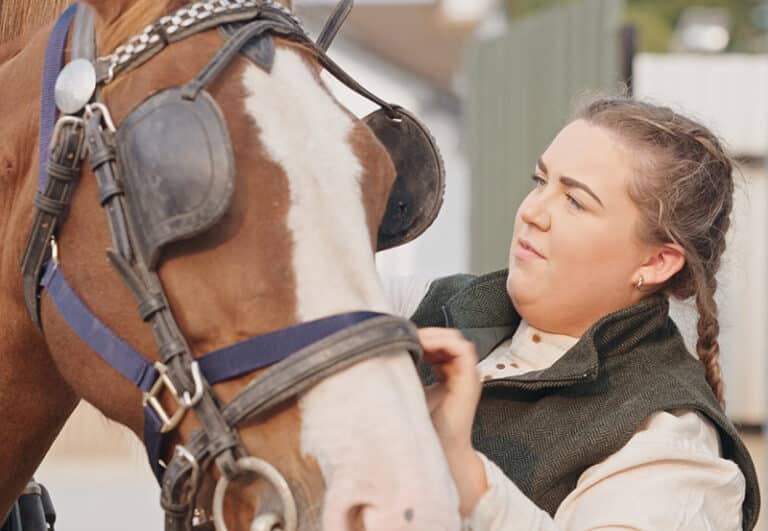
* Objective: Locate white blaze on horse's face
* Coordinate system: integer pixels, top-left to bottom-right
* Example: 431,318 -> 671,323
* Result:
241,49 -> 461,530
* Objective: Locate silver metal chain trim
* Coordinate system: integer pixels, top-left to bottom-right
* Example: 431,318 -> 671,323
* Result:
97,0 -> 301,83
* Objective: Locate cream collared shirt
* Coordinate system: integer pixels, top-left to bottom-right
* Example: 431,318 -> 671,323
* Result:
382,275 -> 746,531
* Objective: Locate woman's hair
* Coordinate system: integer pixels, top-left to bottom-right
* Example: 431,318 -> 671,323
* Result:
574,97 -> 733,407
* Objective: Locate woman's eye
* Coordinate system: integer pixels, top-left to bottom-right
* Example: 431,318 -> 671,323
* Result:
531,174 -> 546,187
566,194 -> 584,210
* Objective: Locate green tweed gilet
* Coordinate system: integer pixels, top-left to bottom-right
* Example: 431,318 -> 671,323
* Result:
411,270 -> 760,530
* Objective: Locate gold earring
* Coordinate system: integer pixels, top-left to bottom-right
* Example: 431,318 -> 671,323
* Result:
635,276 -> 644,290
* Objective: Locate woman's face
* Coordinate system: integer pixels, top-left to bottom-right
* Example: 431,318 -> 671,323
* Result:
507,119 -> 653,336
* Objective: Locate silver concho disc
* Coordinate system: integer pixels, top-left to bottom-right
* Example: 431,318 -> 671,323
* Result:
54,58 -> 96,115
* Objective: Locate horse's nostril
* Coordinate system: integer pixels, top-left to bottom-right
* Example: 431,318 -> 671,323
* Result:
345,505 -> 416,530
347,504 -> 367,531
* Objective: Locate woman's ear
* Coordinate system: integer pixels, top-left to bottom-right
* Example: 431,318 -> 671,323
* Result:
634,243 -> 686,289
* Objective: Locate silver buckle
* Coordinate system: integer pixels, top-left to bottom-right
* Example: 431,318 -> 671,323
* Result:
143,361 -> 204,433
174,444 -> 200,490
84,102 -> 117,132
50,237 -> 60,265
49,116 -> 87,160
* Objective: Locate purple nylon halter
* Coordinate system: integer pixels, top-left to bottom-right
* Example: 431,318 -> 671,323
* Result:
39,4 -> 78,193
39,5 -> 386,482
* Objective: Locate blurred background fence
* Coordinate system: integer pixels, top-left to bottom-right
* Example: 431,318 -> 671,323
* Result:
466,0 -> 625,272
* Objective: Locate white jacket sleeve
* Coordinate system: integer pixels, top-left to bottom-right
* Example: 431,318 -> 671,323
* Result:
463,410 -> 746,531
462,453 -> 557,531
379,275 -> 434,318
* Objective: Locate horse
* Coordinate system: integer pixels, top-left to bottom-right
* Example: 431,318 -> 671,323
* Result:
0,1 -> 459,529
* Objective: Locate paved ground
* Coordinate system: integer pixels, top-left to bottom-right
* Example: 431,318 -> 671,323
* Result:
35,459 -> 162,531
34,403 -> 162,531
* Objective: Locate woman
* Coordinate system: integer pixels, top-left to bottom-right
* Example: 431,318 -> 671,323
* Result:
389,98 -> 760,530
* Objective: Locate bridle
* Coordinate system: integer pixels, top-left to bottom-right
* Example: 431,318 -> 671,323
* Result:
21,2 -> 435,529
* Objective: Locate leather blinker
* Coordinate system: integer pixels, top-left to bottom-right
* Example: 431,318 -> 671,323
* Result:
367,106 -> 446,252
116,88 -> 235,269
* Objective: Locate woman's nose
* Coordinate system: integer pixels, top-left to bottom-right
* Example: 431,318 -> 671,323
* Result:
519,193 -> 551,231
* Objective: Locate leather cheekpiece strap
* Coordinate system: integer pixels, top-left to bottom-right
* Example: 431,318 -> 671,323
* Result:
316,0 -> 353,51
160,315 -> 422,530
71,4 -> 96,63
21,119 -> 85,326
46,159 -> 81,182
33,194 -> 70,217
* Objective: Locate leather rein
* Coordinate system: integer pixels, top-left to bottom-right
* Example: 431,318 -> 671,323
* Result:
23,2 -> 422,530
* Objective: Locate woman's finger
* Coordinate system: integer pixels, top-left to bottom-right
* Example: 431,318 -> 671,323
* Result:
418,328 -> 477,362
419,327 -> 467,345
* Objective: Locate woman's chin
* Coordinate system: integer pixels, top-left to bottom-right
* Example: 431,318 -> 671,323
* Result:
507,270 -> 529,305
507,264 -> 534,290
507,269 -> 548,313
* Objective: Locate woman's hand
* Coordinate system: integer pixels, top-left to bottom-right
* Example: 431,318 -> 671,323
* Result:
418,328 -> 488,517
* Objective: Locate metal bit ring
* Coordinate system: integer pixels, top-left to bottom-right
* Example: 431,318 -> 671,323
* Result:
212,457 -> 297,531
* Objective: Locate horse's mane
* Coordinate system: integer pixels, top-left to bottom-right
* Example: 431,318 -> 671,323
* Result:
0,0 -> 187,66
99,0 -> 293,54
0,0 -> 73,46
0,0 -> 295,59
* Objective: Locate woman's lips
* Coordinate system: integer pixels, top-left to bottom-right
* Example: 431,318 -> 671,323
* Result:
515,238 -> 545,260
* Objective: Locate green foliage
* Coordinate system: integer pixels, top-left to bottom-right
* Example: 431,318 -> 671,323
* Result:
504,0 -> 766,52
624,5 -> 673,52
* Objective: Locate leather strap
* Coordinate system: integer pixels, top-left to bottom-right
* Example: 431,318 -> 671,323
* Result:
161,315 -> 422,530
181,17 -> 301,100
224,316 -> 421,426
316,0 -> 353,51
21,2 -> 96,326
308,42 -> 397,116
37,4 -> 78,191
85,110 -> 133,259
21,118 -> 85,326
71,3 -> 96,62
21,4 -> 80,326
196,311 -> 389,382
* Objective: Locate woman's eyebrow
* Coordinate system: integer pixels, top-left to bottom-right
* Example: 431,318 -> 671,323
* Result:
536,157 -> 604,208
560,176 -> 604,208
536,157 -> 548,173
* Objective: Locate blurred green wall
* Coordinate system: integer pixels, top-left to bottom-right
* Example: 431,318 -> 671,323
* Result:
506,0 -> 765,52
466,0 -> 625,272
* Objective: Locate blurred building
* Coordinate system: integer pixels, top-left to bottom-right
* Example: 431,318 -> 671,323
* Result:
635,53 -> 768,425
671,6 -> 731,53
296,0 -> 505,277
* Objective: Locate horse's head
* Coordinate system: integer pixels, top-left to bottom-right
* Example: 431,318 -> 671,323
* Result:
35,1 -> 458,530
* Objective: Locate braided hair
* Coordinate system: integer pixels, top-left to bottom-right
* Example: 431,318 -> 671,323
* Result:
575,98 -> 733,407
